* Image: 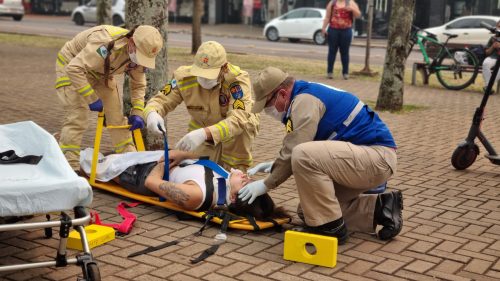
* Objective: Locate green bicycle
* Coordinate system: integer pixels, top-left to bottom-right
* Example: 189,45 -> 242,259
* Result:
408,25 -> 479,90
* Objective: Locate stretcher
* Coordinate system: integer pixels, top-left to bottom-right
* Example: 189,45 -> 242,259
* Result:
0,121 -> 100,281
88,112 -> 291,231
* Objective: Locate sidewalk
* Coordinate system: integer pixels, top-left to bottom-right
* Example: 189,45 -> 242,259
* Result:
169,22 -> 388,48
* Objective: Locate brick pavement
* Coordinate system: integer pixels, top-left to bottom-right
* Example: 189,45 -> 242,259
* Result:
1,39 -> 500,281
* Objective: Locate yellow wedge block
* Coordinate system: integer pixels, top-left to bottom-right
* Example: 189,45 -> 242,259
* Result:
67,224 -> 115,251
283,230 -> 338,268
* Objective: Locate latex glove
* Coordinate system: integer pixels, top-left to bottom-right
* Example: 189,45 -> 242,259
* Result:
238,179 -> 268,204
128,115 -> 145,131
88,99 -> 103,112
146,111 -> 166,135
247,161 -> 274,176
175,128 -> 207,151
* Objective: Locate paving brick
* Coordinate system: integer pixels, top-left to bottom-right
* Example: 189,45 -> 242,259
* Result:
372,259 -> 406,274
408,241 -> 435,253
343,260 -> 376,275
427,270 -> 471,281
463,259 -> 493,275
404,260 -> 436,273
435,241 -> 462,252
433,260 -> 464,274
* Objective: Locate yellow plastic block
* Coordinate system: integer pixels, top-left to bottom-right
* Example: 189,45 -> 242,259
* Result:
67,224 -> 115,251
283,230 -> 338,268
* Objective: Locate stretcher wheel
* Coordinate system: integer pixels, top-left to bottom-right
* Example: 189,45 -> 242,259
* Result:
85,263 -> 101,281
451,144 -> 479,170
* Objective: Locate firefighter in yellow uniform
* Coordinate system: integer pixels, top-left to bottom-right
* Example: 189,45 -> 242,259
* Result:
144,41 -> 259,171
54,25 -> 163,171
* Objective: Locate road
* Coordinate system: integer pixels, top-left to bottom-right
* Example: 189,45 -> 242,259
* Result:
0,15 -> 422,66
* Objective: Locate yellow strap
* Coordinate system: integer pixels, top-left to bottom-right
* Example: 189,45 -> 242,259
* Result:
228,64 -> 241,76
105,25 -> 129,38
78,84 -> 95,97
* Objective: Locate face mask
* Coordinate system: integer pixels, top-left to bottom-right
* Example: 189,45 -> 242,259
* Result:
264,105 -> 286,122
197,77 -> 219,89
129,52 -> 139,65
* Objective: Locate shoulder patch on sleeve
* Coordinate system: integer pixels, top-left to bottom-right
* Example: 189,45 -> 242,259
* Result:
160,80 -> 176,96
286,118 -> 293,133
233,99 -> 245,110
229,82 -> 243,100
96,45 -> 108,59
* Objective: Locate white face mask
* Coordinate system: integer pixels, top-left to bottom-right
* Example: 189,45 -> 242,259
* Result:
264,106 -> 286,122
129,52 -> 139,65
197,77 -> 219,89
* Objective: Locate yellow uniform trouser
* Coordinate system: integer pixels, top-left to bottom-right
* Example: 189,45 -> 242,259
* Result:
291,141 -> 397,233
194,122 -> 257,172
55,65 -> 136,170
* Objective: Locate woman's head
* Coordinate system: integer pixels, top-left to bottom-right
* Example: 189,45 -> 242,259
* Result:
227,169 -> 252,203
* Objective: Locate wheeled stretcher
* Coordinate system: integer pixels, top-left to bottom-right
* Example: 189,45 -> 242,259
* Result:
88,112 -> 291,231
0,121 -> 100,281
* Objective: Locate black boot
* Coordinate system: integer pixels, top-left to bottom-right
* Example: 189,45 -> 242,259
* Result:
306,217 -> 349,245
374,190 -> 403,240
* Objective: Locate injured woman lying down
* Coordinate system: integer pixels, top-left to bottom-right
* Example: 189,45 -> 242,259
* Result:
80,149 -> 287,220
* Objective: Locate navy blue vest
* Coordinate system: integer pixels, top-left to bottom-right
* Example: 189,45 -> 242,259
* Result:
285,81 -> 396,147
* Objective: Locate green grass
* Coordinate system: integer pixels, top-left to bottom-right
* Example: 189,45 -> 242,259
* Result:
365,100 -> 427,113
0,33 -> 67,49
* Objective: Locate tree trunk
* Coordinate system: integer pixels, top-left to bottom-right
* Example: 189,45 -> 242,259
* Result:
192,0 -> 203,54
96,0 -> 112,25
376,0 -> 415,111
124,0 -> 169,150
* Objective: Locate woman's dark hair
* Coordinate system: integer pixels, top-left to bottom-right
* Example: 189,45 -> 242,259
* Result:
228,193 -> 289,220
103,26 -> 138,86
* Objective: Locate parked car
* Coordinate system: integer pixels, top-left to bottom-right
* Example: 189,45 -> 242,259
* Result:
0,0 -> 24,21
71,0 -> 125,26
263,8 -> 326,45
424,15 -> 500,45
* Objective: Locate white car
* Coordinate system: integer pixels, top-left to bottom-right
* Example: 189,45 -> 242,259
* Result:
71,0 -> 125,26
263,8 -> 326,45
424,15 -> 500,45
0,0 -> 24,21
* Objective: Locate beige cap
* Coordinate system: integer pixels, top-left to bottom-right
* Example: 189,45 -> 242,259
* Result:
133,25 -> 163,69
252,67 -> 288,113
190,41 -> 227,79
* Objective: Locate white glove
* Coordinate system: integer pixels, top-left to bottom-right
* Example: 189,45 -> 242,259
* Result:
146,111 -> 166,135
247,161 -> 274,176
238,179 -> 268,204
175,128 -> 207,151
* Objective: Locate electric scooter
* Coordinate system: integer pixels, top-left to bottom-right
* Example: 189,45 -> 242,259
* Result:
451,22 -> 500,170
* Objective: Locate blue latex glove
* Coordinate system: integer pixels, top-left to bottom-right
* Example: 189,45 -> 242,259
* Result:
247,161 -> 274,176
128,115 -> 145,131
238,179 -> 268,204
88,99 -> 103,112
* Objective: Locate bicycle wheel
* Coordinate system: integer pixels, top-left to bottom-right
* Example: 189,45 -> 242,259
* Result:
435,48 -> 479,90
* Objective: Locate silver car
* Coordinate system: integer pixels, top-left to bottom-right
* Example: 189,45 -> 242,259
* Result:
0,0 -> 24,21
71,0 -> 125,26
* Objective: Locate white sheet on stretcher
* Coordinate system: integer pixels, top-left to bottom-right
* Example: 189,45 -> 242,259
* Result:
80,148 -> 164,182
0,121 -> 92,217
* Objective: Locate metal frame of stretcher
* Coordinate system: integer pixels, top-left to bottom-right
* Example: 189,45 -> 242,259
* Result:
89,112 -> 291,230
0,207 -> 101,281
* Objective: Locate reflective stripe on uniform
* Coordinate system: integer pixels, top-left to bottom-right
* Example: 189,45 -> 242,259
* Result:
60,144 -> 81,154
55,76 -> 72,89
89,70 -> 101,79
77,84 -> 95,97
343,101 -> 364,127
132,100 -> 145,111
188,120 -> 203,131
105,26 -> 129,38
114,137 -> 134,153
178,77 -> 199,91
227,64 -> 241,76
56,53 -> 68,67
221,153 -> 252,167
327,101 -> 364,140
214,121 -> 229,141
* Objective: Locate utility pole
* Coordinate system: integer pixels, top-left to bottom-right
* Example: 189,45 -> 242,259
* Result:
355,0 -> 377,76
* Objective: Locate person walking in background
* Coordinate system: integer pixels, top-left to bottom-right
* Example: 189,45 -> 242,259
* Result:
322,0 -> 361,80
482,19 -> 500,93
54,25 -> 163,173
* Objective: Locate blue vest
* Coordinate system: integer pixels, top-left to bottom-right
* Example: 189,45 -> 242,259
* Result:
285,81 -> 396,147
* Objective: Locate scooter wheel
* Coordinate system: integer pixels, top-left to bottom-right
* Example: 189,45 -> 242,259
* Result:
451,144 -> 479,170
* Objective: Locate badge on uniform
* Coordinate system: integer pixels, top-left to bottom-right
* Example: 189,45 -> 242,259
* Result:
161,82 -> 172,96
233,99 -> 245,110
96,45 -> 108,59
219,93 -> 229,106
286,118 -> 293,133
229,83 -> 243,100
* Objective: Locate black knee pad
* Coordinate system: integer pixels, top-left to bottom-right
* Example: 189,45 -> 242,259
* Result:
118,162 -> 158,196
